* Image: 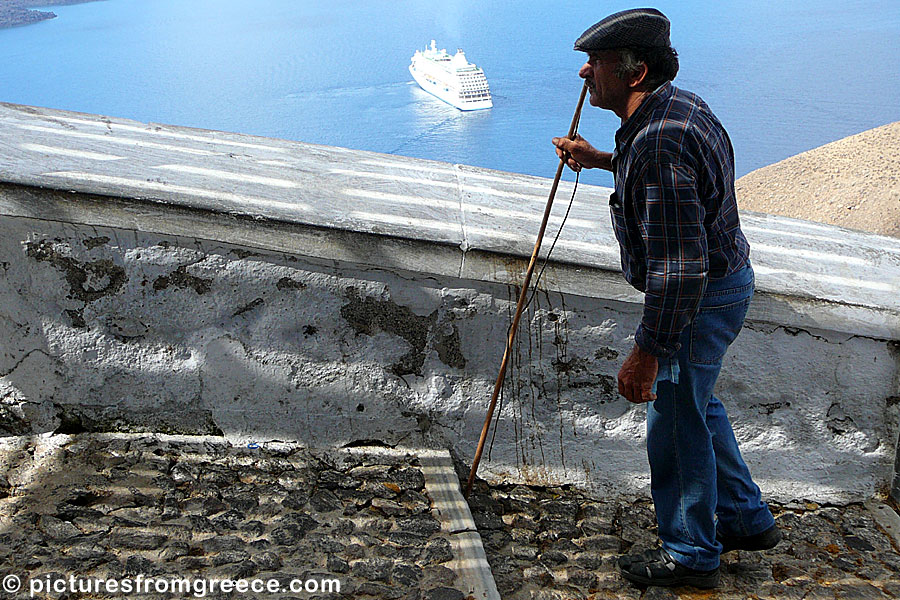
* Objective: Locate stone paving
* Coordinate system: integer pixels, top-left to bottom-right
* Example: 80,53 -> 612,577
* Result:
0,433 -> 899,600
466,481 -> 900,600
0,434 -> 469,600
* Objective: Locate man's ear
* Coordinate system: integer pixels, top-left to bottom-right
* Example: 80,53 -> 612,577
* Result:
628,62 -> 649,89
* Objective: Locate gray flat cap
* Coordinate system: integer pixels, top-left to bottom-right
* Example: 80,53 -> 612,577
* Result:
574,8 -> 670,52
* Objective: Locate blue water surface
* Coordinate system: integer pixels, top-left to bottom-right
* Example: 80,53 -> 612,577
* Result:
2,0 -> 899,188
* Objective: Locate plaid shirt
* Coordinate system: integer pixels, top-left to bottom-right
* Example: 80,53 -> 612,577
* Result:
609,82 -> 750,358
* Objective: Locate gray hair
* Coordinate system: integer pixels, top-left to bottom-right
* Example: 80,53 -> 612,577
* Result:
614,49 -> 645,80
613,46 -> 679,90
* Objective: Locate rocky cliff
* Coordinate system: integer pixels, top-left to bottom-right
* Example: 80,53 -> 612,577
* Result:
0,0 -> 101,29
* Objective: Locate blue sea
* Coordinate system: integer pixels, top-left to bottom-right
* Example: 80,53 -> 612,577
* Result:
2,0 -> 899,188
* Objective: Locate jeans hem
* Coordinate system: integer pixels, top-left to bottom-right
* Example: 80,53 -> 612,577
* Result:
718,512 -> 776,538
662,545 -> 720,572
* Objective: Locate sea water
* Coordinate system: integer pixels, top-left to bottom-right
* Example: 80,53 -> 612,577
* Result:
1,0 -> 899,188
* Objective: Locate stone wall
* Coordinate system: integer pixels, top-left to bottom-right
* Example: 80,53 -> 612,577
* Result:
1,102 -> 899,504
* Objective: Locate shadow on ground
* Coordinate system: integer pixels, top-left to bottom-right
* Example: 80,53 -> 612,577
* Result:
0,434 -> 467,600
465,479 -> 900,599
1,433 -> 899,600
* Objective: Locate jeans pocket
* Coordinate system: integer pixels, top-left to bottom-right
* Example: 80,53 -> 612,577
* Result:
689,297 -> 751,365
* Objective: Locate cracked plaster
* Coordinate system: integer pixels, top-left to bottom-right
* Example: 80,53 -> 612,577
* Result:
0,210 -> 898,504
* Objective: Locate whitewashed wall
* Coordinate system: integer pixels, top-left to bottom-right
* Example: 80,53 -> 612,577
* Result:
1,103 -> 898,504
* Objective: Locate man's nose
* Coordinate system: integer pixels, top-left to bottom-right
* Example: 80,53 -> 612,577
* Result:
579,63 -> 591,79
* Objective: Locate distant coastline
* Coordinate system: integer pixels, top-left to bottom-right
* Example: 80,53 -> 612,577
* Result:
0,0 -> 103,29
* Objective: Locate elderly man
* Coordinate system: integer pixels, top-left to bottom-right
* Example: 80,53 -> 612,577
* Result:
552,8 -> 780,589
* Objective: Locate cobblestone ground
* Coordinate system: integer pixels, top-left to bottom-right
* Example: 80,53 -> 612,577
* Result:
2,434 -> 899,600
0,434 -> 468,600
467,481 -> 900,600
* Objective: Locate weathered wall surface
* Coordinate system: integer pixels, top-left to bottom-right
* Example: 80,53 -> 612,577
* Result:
1,198 -> 897,504
1,103 -> 899,504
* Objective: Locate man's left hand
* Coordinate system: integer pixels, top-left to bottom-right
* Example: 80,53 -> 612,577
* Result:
618,344 -> 659,403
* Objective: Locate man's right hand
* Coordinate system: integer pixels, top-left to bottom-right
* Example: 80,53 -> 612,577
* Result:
551,134 -> 613,172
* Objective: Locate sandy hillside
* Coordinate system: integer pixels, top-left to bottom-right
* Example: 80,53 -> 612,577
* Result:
736,121 -> 900,238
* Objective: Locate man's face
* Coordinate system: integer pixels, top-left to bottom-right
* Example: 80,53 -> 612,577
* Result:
579,50 -> 627,112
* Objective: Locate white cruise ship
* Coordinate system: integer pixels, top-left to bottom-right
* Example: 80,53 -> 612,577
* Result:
409,40 -> 492,111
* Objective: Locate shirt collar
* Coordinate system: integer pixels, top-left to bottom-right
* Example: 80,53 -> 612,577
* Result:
614,81 -> 675,153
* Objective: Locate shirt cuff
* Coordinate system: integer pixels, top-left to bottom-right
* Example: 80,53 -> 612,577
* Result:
634,323 -> 680,359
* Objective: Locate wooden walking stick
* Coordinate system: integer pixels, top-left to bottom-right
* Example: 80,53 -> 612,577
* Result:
464,81 -> 589,498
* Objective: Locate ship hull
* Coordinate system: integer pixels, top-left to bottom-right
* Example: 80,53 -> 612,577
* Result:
409,64 -> 492,111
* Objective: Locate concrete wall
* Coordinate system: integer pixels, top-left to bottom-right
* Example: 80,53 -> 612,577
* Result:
2,103 -> 899,504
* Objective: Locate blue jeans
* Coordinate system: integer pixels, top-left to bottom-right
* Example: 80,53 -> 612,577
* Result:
647,263 -> 774,571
